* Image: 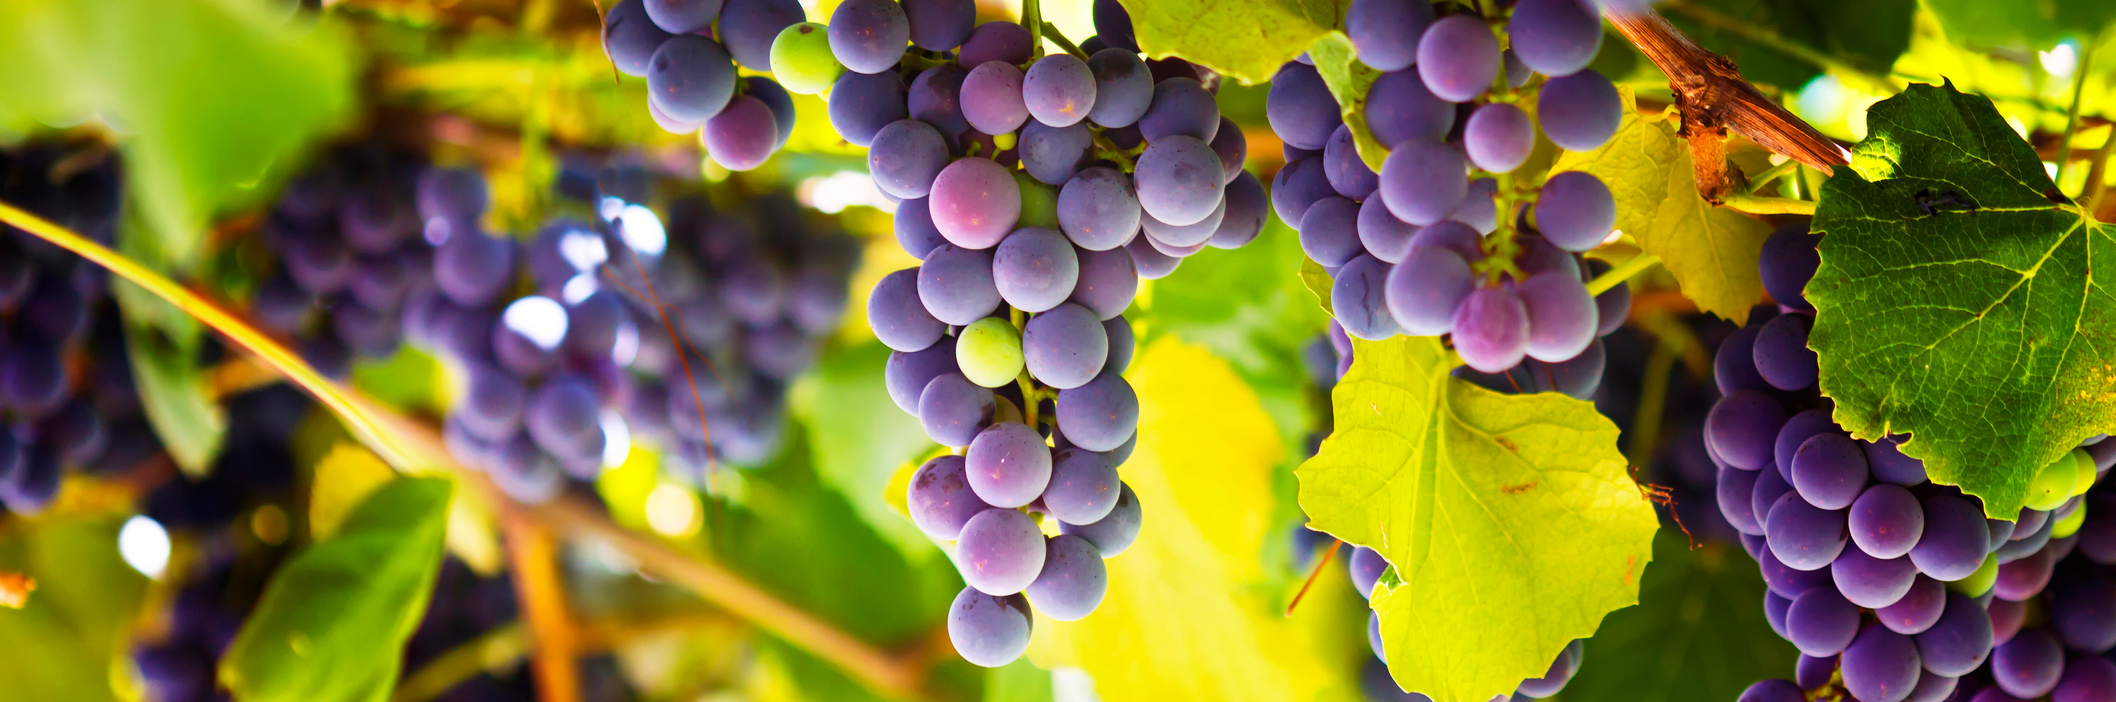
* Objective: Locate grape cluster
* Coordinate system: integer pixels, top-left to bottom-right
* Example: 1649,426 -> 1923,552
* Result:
1720,224 -> 2116,702
773,0 -> 1264,277
0,143 -> 163,515
1269,0 -> 1627,386
601,0 -> 800,170
246,143 -> 446,381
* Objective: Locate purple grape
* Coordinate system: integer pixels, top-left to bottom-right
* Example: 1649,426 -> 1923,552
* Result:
1906,674 -> 1957,702
1538,70 -> 1622,152
1369,612 -> 1386,661
1103,315 -> 1134,373
1378,139 -> 1468,226
1357,197 -> 1416,263
903,0 -> 973,51
1410,219 -> 1485,260
993,228 -> 1081,313
1059,482 -> 1140,556
1914,592 -> 1993,676
1346,0 -> 1434,72
1791,433 -> 1869,510
1024,533 -> 1108,622
1020,120 -> 1092,186
1139,78 -> 1221,144
826,70 -> 908,147
1386,245 -> 1475,336
285,232 -> 354,294
966,422 -> 1053,508
2051,573 -> 2116,653
1211,170 -> 1269,249
1719,466 -> 1764,534
1125,236 -> 1180,280
1055,371 -> 1138,451
0,446 -> 60,515
1775,408 -> 1842,481
1865,436 -> 1929,486
1209,116 -> 1247,185
1134,135 -> 1225,227
1761,222 -> 1820,310
1878,575 -> 1945,635
1068,247 -> 1139,320
526,377 -> 606,462
1024,54 -> 1098,127
1273,156 -> 1336,228
1416,16 -> 1500,102
1715,325 -> 1771,396
919,372 -> 996,446
1023,303 -> 1109,389
1766,491 -> 1848,571
1516,639 -> 1584,697
1517,271 -> 1597,362
647,36 -> 736,123
958,21 -> 1031,68
908,65 -> 971,140
602,0 -> 673,76
1141,196 -> 1224,248
2055,656 -> 2116,702
1707,390 -> 1788,471
718,0 -> 802,69
1365,69 -> 1455,147
909,455 -> 993,540
1087,49 -> 1153,128
1993,547 -> 2054,601
1754,313 -> 1819,391
1834,547 -> 1918,608
1266,63 -> 1341,150
459,366 -> 528,441
1757,538 -> 1831,598
1992,628 -> 2064,698
1452,285 -> 1531,373
1842,623 -> 1922,702
930,158 -> 1023,251
415,167 -> 488,226
957,508 -> 1047,595
868,119 -> 950,199
1796,654 -> 1837,690
1334,254 -> 1401,341
1043,447 -> 1119,524
887,336 -> 958,413
1464,103 -> 1535,173
1764,591 -> 1792,638
1350,545 -> 1388,598
1535,171 -> 1616,251
1912,494 -> 1991,581
947,588 -> 1032,666
1786,586 -> 1860,656
1738,680 -> 1805,702
1324,124 -> 1379,199
1852,483 -> 1925,560
1507,0 -> 1603,77
703,95 -> 779,170
1990,598 -> 2027,646
870,268 -> 945,352
1300,196 -> 1365,267
827,0 -> 908,74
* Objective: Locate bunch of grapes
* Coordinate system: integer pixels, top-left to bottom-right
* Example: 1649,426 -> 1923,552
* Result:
1720,224 -> 2116,702
245,143 -> 447,381
1269,0 -> 1627,389
600,0 -> 800,171
0,143 -> 163,515
771,0 -> 1264,277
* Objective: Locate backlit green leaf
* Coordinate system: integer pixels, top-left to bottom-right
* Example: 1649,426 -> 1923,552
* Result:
1923,0 -> 2115,49
1558,532 -> 1797,702
1115,0 -> 1338,85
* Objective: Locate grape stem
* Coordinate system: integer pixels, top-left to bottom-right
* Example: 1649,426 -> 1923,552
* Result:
0,201 -> 936,701
503,515 -> 583,702
2053,32 -> 2100,188
1477,172 -> 1528,284
1040,22 -> 1091,60
1585,254 -> 1660,296
1022,0 -> 1043,60
1716,192 -> 1816,216
1741,159 -> 1801,196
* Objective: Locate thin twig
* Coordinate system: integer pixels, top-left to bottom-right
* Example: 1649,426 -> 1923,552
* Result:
1040,21 -> 1090,60
1717,193 -> 1817,216
1283,537 -> 1340,616
1021,0 -> 1043,60
1742,159 -> 1800,195
1585,254 -> 1661,296
504,515 -> 581,702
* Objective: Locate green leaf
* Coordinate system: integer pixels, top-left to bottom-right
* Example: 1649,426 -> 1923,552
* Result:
1557,532 -> 1798,702
221,477 -> 453,702
1807,83 -> 2115,519
1923,0 -> 2116,49
1115,0 -> 1338,85
0,516 -> 150,702
1300,257 -> 1334,316
982,659 -> 1055,702
1551,98 -> 1775,325
118,304 -> 225,477
1664,0 -> 1916,91
1296,335 -> 1659,701
1308,33 -> 1389,173
791,341 -> 943,557
0,0 -> 355,266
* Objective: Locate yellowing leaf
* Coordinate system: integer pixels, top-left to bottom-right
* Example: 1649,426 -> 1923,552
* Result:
308,443 -> 396,540
1552,100 -> 1773,325
1116,0 -> 1338,85
1031,337 -> 1362,702
1298,336 -> 1657,702
1308,32 -> 1389,173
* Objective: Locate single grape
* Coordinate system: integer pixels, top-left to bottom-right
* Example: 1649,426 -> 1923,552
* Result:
1024,534 -> 1109,622
1714,325 -> 1770,396
1266,63 -> 1341,150
1787,586 -> 1860,656
1369,612 -> 1386,662
989,227 -> 1080,313
527,377 -> 607,462
1134,135 -> 1226,227
1451,285 -> 1531,373
1719,466 -> 1764,534
826,70 -> 908,147
1019,121 -> 1091,186
947,588 -> 1033,667
1211,170 -> 1269,249
1993,546 -> 2055,601
747,75 -> 798,144
1416,15 -> 1501,102
1761,222 -> 1821,310
1272,156 -> 1337,229
1906,674 -> 1958,702
1365,68 -> 1455,147
868,120 -> 951,199
1757,543 -> 1831,598
1086,48 -> 1153,128
1841,623 -> 1922,702
1141,195 -> 1225,248
1865,436 -> 1929,486
601,0 -> 673,77
718,0 -> 803,69
1989,597 -> 2028,646
1516,640 -> 1584,698
929,158 -> 1022,250
961,61 -> 1029,135
1324,125 -> 1379,199
1043,447 -> 1119,524
644,0 -> 720,34
1023,303 -> 1109,389
458,365 -> 528,441
909,455 -> 993,540
647,36 -> 737,123
1299,197 -> 1365,267
1792,433 -> 1870,510
903,0 -> 974,51
1210,116 -> 1247,185
1707,389 -> 1788,471
1055,166 -> 1141,252
1834,547 -> 1918,608
827,0 -> 909,75
1534,171 -> 1616,252
1356,198 -> 1416,263
1346,0 -> 1434,72
1055,371 -> 1138,452
1877,575 -> 1945,635
1992,628 -> 2065,698
965,422 -> 1053,508
1091,0 -> 1135,50
1386,246 -> 1475,337
958,21 -> 1032,68
2051,573 -> 2116,653
1517,272 -> 1597,362
415,167 -> 489,226
1585,259 -> 1631,336
1507,0 -> 1603,77
1538,70 -> 1622,152
1765,491 -> 1848,571
920,372 -> 996,446
1912,494 -> 1991,581
702,95 -> 778,170
2054,656 -> 2116,702
771,22 -> 844,94
1334,255 -> 1401,341
1068,247 -> 1139,320
1024,54 -> 1098,127
1059,482 -> 1141,556
1911,592 -> 1992,677
1754,313 -> 1819,391
1464,103 -> 1535,173
908,64 -> 971,140
1103,315 -> 1135,373
1125,236 -> 1180,280
1852,483 -> 1926,560
1738,680 -> 1805,702
1410,219 -> 1486,261
1774,408 -> 1841,481
1378,139 -> 1468,226
887,336 -> 958,413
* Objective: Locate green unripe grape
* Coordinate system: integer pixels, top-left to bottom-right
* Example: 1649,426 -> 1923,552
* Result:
1014,172 -> 1059,229
957,317 -> 1024,388
2053,500 -> 2089,539
1946,553 -> 1999,596
2025,449 -> 2080,511
2069,448 -> 2098,497
770,22 -> 842,95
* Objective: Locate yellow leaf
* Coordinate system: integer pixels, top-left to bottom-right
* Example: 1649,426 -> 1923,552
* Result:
1552,98 -> 1773,325
308,442 -> 397,540
1030,337 -> 1364,702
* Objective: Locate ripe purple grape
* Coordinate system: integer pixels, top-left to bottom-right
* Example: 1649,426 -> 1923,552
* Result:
1138,77 -> 1222,143
1757,543 -> 1831,598
902,0 -> 974,51
1133,135 -> 1225,227
1059,482 -> 1141,556
1517,272 -> 1597,362
1416,15 -> 1501,102
1707,389 -> 1788,471
718,0 -> 803,69
919,372 -> 996,446
1507,0 -> 1603,77
1739,680 -> 1805,702
868,119 -> 951,199
1211,170 -> 1269,249
1266,63 -> 1342,150
1023,303 -> 1109,389
1087,49 -> 1153,128
1055,371 -> 1138,452
1452,285 -> 1531,373
1068,247 -> 1139,320
1786,586 -> 1860,656
826,70 -> 909,147
1761,223 -> 1821,310
602,0 -> 673,77
1365,68 -> 1455,147
647,36 -> 736,123
1378,139 -> 1468,226
1792,433 -> 1870,510
1877,575 -> 1944,635
1991,628 -> 2064,698
1125,236 -> 1180,280
1020,120 -> 1092,186
1299,196 -> 1365,267
993,228 -> 1081,313
1535,171 -> 1616,252
1852,483 -> 1925,559
1911,493 -> 1990,581
1841,623 -> 1922,702
1538,70 -> 1622,152
966,422 -> 1053,508
1720,466 -> 1764,534
2055,656 -> 2116,702
1024,54 -> 1098,127
827,0 -> 909,75
1324,125 -> 1379,199
1833,547 -> 1917,608
947,588 -> 1032,667
929,158 -> 1022,250
1334,255 -> 1401,341
958,21 -> 1031,67
1765,491 -> 1848,571
1346,0 -> 1434,72
1272,156 -> 1336,228
909,455 -> 993,540
702,95 -> 779,171
1386,245 -> 1475,336
1464,103 -> 1535,173
1043,447 -> 1119,524
1754,313 -> 1819,391
1775,408 -> 1842,481
1026,534 -> 1107,621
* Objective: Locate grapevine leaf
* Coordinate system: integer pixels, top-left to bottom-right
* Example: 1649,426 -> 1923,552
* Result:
1032,338 -> 1364,702
1297,335 -> 1658,701
1308,32 -> 1389,173
120,313 -> 226,477
1114,0 -> 1338,86
982,658 -> 1056,702
0,0 -> 355,266
1557,532 -> 1798,702
0,517 -> 149,702
1807,82 -> 2116,519
1922,0 -> 2116,49
1300,257 -> 1334,315
792,341 -> 941,558
221,477 -> 452,702
1552,98 -> 1774,325
1663,0 -> 1916,91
